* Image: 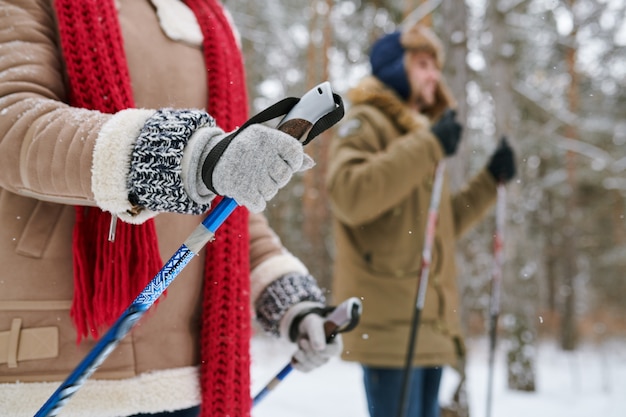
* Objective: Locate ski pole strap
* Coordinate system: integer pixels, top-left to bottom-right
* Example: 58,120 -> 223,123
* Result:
303,92 -> 343,145
201,97 -> 297,194
202,92 -> 344,193
288,306 -> 332,343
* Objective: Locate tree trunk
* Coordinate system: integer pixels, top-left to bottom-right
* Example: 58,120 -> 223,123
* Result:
560,0 -> 580,351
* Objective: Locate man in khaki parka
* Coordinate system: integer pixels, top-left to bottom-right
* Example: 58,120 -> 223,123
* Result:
326,24 -> 516,417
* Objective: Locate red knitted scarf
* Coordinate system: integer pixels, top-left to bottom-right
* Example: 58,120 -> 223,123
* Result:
54,0 -> 251,415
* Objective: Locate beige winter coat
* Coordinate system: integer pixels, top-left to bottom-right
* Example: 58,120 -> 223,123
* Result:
327,76 -> 497,368
0,1 -> 307,416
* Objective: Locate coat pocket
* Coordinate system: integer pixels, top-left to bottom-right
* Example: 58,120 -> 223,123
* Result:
15,201 -> 64,258
0,317 -> 59,368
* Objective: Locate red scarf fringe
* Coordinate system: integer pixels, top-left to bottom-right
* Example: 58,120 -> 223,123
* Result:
55,0 -> 164,341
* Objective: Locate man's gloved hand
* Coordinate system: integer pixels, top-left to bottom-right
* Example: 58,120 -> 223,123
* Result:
487,136 -> 516,183
431,109 -> 463,156
198,123 -> 315,213
290,310 -> 343,373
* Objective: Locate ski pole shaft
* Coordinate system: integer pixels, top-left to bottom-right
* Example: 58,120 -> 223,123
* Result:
34,198 -> 236,417
397,161 -> 446,417
489,184 -> 506,318
252,297 -> 362,407
486,182 -> 506,417
34,82 -> 343,417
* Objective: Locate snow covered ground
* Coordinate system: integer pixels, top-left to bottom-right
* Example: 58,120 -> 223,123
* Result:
251,334 -> 626,417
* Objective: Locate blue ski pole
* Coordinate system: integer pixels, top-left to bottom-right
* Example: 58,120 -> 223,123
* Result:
34,81 -> 344,417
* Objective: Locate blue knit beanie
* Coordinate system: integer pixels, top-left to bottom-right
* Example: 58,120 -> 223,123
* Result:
369,31 -> 410,100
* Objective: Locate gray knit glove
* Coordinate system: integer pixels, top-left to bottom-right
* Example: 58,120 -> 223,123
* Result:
291,311 -> 344,373
126,108 -> 314,217
189,123 -> 315,213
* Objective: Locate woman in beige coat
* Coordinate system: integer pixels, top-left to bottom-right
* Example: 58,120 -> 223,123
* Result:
326,24 -> 516,417
0,1 -> 342,416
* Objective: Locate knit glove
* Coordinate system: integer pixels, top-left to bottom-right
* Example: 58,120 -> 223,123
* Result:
93,108 -> 314,223
255,273 -> 342,373
431,109 -> 463,156
196,123 -> 314,213
487,136 -> 516,183
288,306 -> 344,373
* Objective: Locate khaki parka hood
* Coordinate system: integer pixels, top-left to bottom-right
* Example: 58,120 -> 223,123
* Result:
347,76 -> 431,132
347,75 -> 454,129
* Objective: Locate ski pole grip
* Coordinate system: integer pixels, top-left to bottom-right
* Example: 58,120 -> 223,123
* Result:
277,118 -> 313,139
323,297 -> 362,341
201,82 -> 343,192
276,81 -> 343,145
323,320 -> 340,342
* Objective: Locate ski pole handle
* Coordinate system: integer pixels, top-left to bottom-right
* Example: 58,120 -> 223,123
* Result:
252,297 -> 362,407
278,82 -> 338,141
34,83 -> 344,417
322,296 -> 363,341
198,83 -> 342,236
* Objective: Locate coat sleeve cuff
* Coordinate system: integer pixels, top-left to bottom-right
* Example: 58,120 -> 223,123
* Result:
93,108 -> 219,224
180,125 -> 223,207
92,108 -> 158,224
250,252 -> 309,305
127,109 -> 216,216
254,272 -> 326,337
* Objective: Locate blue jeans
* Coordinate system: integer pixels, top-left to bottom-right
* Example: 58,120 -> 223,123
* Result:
362,365 -> 442,417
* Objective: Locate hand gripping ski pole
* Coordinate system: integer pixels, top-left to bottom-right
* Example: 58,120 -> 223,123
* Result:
252,297 -> 363,407
486,183 -> 506,417
397,161 -> 446,417
34,82 -> 344,417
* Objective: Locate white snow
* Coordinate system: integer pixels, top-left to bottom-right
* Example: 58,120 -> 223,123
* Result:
251,334 -> 626,417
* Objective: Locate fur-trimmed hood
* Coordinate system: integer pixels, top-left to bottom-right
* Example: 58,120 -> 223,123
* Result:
347,76 -> 453,130
347,76 -> 431,132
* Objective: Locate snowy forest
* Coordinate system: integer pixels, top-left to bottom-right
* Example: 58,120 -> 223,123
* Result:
222,0 -> 626,408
